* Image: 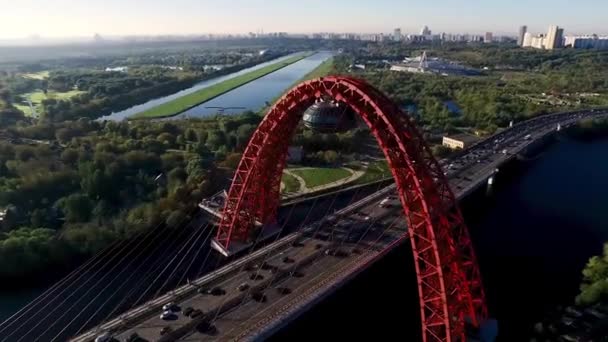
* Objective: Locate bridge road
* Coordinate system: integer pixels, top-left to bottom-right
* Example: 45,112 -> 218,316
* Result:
73,109 -> 608,342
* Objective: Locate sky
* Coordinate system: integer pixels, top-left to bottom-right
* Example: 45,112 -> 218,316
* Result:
0,0 -> 607,40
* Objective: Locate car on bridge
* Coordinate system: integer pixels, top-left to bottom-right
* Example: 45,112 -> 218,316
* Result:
160,310 -> 177,320
94,332 -> 117,342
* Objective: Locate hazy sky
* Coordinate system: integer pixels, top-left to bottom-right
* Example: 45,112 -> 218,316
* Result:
1,0 -> 606,39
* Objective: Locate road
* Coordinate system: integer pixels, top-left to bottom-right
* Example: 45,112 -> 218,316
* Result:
73,109 -> 608,342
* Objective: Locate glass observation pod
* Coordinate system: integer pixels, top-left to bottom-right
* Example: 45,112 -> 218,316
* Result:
302,99 -> 357,133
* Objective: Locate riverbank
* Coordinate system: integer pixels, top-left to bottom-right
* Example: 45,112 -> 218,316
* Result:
130,53 -> 312,120
567,116 -> 608,140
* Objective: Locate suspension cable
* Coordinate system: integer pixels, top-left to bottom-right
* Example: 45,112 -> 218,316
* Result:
24,219 -> 174,342
59,221 -> 206,340
1,222 -> 165,342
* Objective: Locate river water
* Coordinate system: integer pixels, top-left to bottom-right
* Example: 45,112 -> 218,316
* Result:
271,135 -> 608,341
99,52 -> 333,121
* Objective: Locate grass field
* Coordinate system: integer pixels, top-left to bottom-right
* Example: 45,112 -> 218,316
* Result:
16,89 -> 85,117
131,53 -> 311,119
354,161 -> 391,185
22,71 -> 50,80
291,167 -> 352,189
281,172 -> 301,193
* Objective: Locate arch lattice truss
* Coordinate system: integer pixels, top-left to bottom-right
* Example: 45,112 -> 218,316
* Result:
214,76 -> 487,341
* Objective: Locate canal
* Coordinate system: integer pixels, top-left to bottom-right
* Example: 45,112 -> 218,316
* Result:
270,135 -> 608,341
99,51 -> 333,121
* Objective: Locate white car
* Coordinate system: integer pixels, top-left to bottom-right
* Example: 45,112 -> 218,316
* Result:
95,333 -> 112,342
162,302 -> 178,312
160,310 -> 175,320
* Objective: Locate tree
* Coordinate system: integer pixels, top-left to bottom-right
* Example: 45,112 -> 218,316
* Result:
223,153 -> 242,169
186,158 -> 205,179
30,208 -> 54,228
15,147 -> 35,162
55,127 -> 83,143
61,149 -> 80,166
236,124 -> 255,148
168,167 -> 187,183
323,150 -> 339,164
185,128 -> 198,142
165,209 -> 185,228
577,243 -> 608,306
57,194 -> 93,223
157,132 -> 175,146
432,145 -> 453,158
206,130 -> 226,150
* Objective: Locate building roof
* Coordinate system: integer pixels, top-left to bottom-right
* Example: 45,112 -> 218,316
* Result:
444,133 -> 480,145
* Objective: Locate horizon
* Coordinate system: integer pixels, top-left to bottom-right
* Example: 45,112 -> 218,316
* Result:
1,0 -> 608,43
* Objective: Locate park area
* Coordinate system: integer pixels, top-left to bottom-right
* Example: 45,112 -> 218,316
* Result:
290,167 -> 352,189
14,89 -> 85,117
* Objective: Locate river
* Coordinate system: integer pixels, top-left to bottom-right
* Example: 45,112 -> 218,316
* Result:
99,52 -> 333,121
270,135 -> 608,341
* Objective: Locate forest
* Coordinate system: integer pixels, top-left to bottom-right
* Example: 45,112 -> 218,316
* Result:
334,44 -> 608,133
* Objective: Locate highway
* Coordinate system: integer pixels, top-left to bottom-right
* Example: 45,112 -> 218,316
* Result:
73,109 -> 608,342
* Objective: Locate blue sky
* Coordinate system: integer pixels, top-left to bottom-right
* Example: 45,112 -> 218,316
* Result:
1,0 -> 606,39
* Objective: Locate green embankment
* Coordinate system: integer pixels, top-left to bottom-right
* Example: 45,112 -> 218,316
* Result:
300,57 -> 334,81
281,172 -> 300,193
291,167 -> 351,189
353,161 -> 390,185
131,53 -> 311,119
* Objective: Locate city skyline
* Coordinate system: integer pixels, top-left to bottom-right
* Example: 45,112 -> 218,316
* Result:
1,0 -> 608,40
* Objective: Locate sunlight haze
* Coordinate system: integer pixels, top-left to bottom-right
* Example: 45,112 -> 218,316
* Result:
1,0 -> 607,40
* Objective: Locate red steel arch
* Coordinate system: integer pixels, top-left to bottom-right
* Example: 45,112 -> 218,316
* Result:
215,76 -> 487,341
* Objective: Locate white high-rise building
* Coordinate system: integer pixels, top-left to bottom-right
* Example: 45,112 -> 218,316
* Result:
546,25 -> 564,50
394,28 -> 402,41
518,25 -> 528,46
484,32 -> 493,43
522,32 -> 533,47
420,25 -> 431,36
522,25 -> 565,50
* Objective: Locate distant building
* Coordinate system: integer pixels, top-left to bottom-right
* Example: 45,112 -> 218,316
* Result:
442,134 -> 480,150
518,25 -> 528,46
420,25 -> 432,36
523,32 -> 533,47
565,35 -> 608,49
393,28 -> 402,41
546,25 -> 564,49
484,32 -> 493,43
523,32 -> 547,49
524,25 -> 564,50
105,66 -> 128,72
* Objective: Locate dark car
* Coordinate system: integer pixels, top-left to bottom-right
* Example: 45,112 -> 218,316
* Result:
160,327 -> 172,336
183,307 -> 194,317
125,333 -> 147,342
190,309 -> 204,319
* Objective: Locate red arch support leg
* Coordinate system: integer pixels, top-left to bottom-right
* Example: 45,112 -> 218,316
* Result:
213,76 -> 487,341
